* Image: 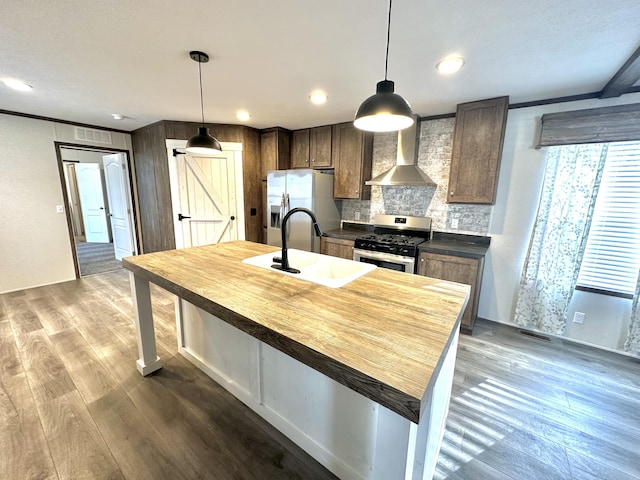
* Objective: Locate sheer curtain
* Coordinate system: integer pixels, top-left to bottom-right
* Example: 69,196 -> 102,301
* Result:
514,144 -> 608,334
625,273 -> 640,354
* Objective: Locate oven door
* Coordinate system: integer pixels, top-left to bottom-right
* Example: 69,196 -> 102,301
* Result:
353,248 -> 416,273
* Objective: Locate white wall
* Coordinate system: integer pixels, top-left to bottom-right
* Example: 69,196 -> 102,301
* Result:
481,92 -> 640,353
0,113 -> 133,293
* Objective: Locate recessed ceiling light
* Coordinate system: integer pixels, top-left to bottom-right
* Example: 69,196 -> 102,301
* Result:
236,110 -> 251,122
111,113 -> 125,120
2,78 -> 33,91
309,90 -> 328,105
436,56 -> 465,75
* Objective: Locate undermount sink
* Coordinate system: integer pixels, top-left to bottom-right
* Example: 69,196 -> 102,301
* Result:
242,249 -> 376,288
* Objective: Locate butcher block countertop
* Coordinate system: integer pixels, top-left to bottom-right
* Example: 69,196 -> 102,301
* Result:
123,240 -> 469,423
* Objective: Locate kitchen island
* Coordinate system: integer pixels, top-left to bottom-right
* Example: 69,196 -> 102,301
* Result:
123,240 -> 469,480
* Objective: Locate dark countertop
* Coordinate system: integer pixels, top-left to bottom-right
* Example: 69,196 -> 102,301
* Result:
419,232 -> 490,259
323,222 -> 374,241
324,223 -> 490,259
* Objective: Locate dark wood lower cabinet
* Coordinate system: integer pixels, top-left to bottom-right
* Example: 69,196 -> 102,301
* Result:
417,251 -> 484,334
320,237 -> 355,260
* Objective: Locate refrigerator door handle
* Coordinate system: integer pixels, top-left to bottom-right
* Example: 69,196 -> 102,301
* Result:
285,194 -> 291,240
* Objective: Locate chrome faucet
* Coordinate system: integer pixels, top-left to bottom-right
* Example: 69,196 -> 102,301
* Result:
271,207 -> 322,274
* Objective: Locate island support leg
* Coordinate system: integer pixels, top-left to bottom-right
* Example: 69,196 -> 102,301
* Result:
129,271 -> 162,376
372,330 -> 459,480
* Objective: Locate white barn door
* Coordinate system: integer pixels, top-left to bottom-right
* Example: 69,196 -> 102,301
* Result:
167,141 -> 245,248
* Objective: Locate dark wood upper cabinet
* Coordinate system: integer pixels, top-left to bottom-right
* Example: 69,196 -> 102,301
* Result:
448,96 -> 509,204
332,122 -> 373,199
261,127 -> 290,179
310,125 -> 332,167
291,129 -> 310,168
291,126 -> 332,169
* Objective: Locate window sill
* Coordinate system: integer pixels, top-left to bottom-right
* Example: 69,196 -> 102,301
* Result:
575,285 -> 633,300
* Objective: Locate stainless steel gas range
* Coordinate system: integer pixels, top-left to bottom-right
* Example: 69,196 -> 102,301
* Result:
353,214 -> 432,274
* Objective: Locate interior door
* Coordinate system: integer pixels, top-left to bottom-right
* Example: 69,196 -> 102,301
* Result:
75,162 -> 110,243
102,153 -> 137,260
169,148 -> 244,248
63,162 -> 84,238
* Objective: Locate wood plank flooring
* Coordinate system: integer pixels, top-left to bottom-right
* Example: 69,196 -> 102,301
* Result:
1,269 -> 639,479
436,319 -> 640,480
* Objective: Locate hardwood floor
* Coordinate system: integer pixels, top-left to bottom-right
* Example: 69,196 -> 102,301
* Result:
436,320 -> 640,480
1,269 -> 639,479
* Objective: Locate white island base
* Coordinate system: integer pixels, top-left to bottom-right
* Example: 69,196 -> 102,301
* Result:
173,299 -> 458,480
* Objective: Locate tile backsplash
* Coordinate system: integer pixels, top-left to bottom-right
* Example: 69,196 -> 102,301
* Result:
340,118 -> 492,234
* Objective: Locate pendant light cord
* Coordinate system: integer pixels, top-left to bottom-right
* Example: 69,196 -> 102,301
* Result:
384,0 -> 392,80
197,54 -> 205,127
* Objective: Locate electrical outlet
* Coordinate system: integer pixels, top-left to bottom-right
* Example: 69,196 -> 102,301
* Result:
354,211 -> 361,221
56,204 -> 64,214
451,218 -> 459,229
573,312 -> 585,324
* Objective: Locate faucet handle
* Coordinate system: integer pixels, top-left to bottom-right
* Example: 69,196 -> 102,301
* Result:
272,256 -> 282,264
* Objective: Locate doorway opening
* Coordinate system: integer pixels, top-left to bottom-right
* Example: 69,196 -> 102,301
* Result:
55,142 -> 139,278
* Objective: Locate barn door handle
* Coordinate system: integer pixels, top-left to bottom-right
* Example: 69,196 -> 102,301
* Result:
178,213 -> 191,222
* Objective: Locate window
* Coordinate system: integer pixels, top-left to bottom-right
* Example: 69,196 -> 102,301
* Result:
577,141 -> 640,297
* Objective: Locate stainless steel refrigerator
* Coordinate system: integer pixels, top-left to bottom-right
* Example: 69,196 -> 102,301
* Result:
267,169 -> 340,252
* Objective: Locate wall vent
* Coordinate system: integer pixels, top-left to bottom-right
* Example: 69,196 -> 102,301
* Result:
519,329 -> 552,342
74,127 -> 112,145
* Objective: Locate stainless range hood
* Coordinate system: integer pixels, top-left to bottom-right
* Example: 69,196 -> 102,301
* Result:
365,115 -> 437,187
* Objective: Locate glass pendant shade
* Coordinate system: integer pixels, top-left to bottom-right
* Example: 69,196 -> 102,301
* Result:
186,127 -> 222,154
354,80 -> 414,132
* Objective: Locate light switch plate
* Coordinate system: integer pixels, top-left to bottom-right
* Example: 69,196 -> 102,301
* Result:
56,204 -> 64,214
451,218 -> 459,229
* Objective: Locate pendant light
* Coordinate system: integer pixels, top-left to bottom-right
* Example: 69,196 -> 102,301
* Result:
186,50 -> 222,154
354,0 -> 414,132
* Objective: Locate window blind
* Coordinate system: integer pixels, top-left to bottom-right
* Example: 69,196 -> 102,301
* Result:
538,103 -> 640,147
577,141 -> 640,296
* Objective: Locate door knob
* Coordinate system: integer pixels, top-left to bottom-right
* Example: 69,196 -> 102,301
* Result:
178,213 -> 191,221
230,216 -> 236,220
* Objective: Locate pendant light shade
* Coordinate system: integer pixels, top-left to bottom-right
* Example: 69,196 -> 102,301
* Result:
354,80 -> 414,132
354,0 -> 414,133
186,126 -> 222,154
186,50 -> 222,155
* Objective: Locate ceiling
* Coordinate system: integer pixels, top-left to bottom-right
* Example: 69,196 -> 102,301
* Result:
1,0 -> 639,132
